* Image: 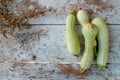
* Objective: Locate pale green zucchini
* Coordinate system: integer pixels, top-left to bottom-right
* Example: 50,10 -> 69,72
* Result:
80,23 -> 98,73
77,10 -> 89,27
66,11 -> 81,56
92,17 -> 109,71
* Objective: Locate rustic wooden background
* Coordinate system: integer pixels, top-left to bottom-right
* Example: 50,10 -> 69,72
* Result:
0,0 -> 120,80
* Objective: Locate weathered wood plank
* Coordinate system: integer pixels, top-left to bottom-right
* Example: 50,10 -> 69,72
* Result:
0,63 -> 120,80
0,63 -> 104,80
0,25 -> 119,63
14,0 -> 120,24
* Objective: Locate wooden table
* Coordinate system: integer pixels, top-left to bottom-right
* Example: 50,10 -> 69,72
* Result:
0,0 -> 120,80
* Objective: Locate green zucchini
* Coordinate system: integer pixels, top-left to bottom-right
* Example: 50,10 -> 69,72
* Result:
92,17 -> 109,71
77,10 -> 89,27
80,23 -> 98,73
66,11 -> 81,56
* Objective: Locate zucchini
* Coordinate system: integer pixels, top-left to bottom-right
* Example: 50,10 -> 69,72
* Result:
66,11 -> 81,56
80,23 -> 98,73
92,17 -> 109,71
77,10 -> 89,27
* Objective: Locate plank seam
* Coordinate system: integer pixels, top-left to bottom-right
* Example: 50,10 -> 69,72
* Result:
0,62 -> 120,64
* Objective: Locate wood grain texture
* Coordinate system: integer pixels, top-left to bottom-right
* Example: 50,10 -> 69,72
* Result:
0,0 -> 120,79
13,0 -> 119,24
0,25 -> 119,63
0,63 -> 120,80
